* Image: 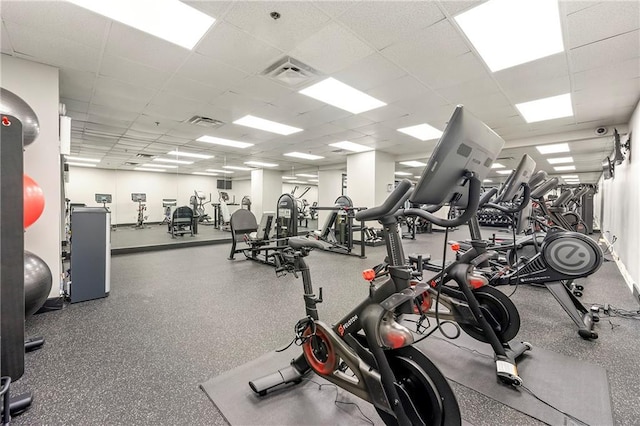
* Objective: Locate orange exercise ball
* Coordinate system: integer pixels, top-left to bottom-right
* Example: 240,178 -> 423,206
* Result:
24,174 -> 45,229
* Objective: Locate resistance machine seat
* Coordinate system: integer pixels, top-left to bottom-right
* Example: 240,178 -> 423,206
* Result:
171,206 -> 194,238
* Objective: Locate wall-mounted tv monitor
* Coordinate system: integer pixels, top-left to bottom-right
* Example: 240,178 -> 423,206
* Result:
217,180 -> 232,190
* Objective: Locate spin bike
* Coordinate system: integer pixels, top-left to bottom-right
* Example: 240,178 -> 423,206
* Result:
249,181 -> 461,425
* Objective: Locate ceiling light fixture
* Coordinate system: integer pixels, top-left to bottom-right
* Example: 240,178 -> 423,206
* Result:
496,170 -> 512,175
142,163 -> 177,169
134,167 -> 165,172
233,115 -> 302,135
65,156 -> 100,163
244,161 -> 279,168
168,150 -> 214,159
329,141 -> 372,153
67,0 -> 215,50
206,169 -> 234,174
483,179 -> 493,183
192,172 -> 219,176
223,165 -> 253,171
547,156 -> 574,165
284,152 -> 324,160
561,175 -> 579,179
554,165 -> 576,171
282,176 -> 297,180
491,163 -> 505,169
394,171 -> 413,176
516,93 -> 573,123
397,123 -> 443,141
399,160 -> 427,168
196,135 -> 254,149
536,143 -> 570,154
296,173 -> 318,178
66,162 -> 97,167
299,77 -> 386,114
455,0 -> 564,72
308,179 -> 319,183
152,158 -> 193,165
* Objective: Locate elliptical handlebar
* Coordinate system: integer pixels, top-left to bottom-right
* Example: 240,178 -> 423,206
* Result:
355,179 -> 412,222
531,177 -> 559,199
485,183 -> 531,214
479,188 -> 499,207
403,173 -> 482,227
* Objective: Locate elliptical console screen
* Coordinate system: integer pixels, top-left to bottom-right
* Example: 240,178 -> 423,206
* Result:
410,105 -> 505,206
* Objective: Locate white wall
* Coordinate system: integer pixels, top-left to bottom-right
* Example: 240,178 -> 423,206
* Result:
66,167 -> 249,224
2,56 -> 62,298
600,99 -> 640,294
317,170 -> 343,225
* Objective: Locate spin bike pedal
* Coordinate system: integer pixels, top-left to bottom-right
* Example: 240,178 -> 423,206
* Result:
495,359 -> 523,387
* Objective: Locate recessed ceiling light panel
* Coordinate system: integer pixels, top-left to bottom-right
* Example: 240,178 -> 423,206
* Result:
244,161 -> 279,168
66,162 -> 97,167
152,158 -> 193,165
284,152 -> 324,160
296,173 -> 318,178
233,115 -> 302,135
394,171 -> 413,176
329,141 -> 372,152
554,165 -> 576,171
65,156 -> 100,163
206,169 -> 234,174
299,78 -> 386,114
142,163 -> 178,169
516,93 -> 573,123
399,160 -> 427,168
455,0 -> 564,72
192,172 -> 219,176
496,170 -> 512,175
491,163 -> 505,169
223,165 -> 253,171
196,136 -> 254,149
397,123 -> 443,141
168,150 -> 213,159
536,143 -> 570,155
67,0 -> 215,50
547,156 -> 573,164
134,167 -> 165,172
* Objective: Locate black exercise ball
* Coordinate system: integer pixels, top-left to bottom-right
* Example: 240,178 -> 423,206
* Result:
0,87 -> 40,146
24,250 -> 52,316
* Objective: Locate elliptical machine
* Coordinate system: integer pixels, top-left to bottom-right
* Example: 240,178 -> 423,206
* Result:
131,193 -> 147,229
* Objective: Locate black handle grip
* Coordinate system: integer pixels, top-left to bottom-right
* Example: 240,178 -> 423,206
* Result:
403,175 -> 482,227
479,188 -> 499,207
355,179 -> 412,222
531,177 -> 559,199
485,183 -> 531,214
528,170 -> 548,188
552,189 -> 573,207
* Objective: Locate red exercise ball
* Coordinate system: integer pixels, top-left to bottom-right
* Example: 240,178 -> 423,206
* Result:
24,174 -> 45,229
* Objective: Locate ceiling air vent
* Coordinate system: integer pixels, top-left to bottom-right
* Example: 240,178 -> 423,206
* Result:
185,115 -> 225,128
262,56 -> 322,88
136,153 -> 155,159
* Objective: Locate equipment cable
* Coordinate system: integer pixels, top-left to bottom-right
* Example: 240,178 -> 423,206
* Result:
301,377 -> 375,425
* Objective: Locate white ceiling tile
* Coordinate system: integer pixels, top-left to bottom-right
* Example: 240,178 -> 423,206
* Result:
381,19 -> 470,73
99,54 -> 171,90
230,76 -> 293,103
575,104 -> 636,125
494,52 -> 568,89
436,76 -> 503,102
266,93 -> 324,115
565,1 -> 640,49
570,30 -> 640,72
336,1 -> 444,49
88,104 -> 139,122
413,52 -> 489,89
123,129 -> 159,142
91,90 -> 151,113
67,110 -> 89,122
224,1 -> 331,51
210,91 -> 269,116
311,1 -> 356,17
573,57 -> 640,91
86,114 -> 133,130
333,53 -> 407,92
132,115 -> 180,133
59,69 -> 96,102
1,0 -> 108,49
358,104 -> 410,123
144,97 -> 208,123
366,75 -> 430,104
161,75 -> 226,103
104,22 -> 189,72
93,76 -> 158,103
329,115 -> 376,131
391,92 -> 451,116
290,21 -> 374,74
437,0 -> 487,16
287,105 -> 353,128
1,22 -> 14,54
5,21 -> 101,72
182,0 -> 233,19
573,78 -> 640,105
60,98 -> 89,113
563,1 -> 601,15
504,75 -> 571,104
195,21 -> 284,74
179,53 -> 248,87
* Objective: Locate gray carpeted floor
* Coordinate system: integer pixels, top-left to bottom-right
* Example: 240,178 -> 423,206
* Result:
11,228 -> 640,425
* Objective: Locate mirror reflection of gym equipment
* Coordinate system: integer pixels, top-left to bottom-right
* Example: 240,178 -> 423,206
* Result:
131,193 -> 147,229
310,195 -> 367,258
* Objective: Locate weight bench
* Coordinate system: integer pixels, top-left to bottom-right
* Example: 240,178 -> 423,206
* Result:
170,206 -> 194,238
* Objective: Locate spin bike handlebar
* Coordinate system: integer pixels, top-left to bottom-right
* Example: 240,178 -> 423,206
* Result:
531,177 -> 559,199
485,183 -> 531,214
355,179 -> 412,222
528,170 -> 548,189
402,174 -> 482,228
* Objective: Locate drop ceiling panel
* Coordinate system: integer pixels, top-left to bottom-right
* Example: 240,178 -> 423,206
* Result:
196,21 -> 284,74
414,52 -> 488,90
366,75 -> 430,105
85,115 -> 132,131
573,79 -> 640,105
493,53 -> 569,94
436,76 -> 503,103
5,21 -> 101,72
229,76 -> 294,103
311,1 -> 356,18
91,89 -> 150,114
573,58 -> 640,91
93,76 -> 158,103
104,22 -> 189,72
329,115 -> 376,131
209,91 -> 269,116
61,98 -> 89,114
225,1 -> 331,51
162,75 -> 226,103
265,93 -> 324,116
336,1 -> 444,49
437,1 -> 487,16
59,69 -> 96,102
1,1 -> 108,49
381,19 -> 470,73
88,104 -> 140,122
181,0 -> 233,19
332,53 -> 407,91
178,53 -> 248,87
504,75 -> 572,104
134,115 -> 181,133
565,1 -> 640,49
290,21 -> 374,74
569,30 -> 640,73
99,54 -> 171,90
